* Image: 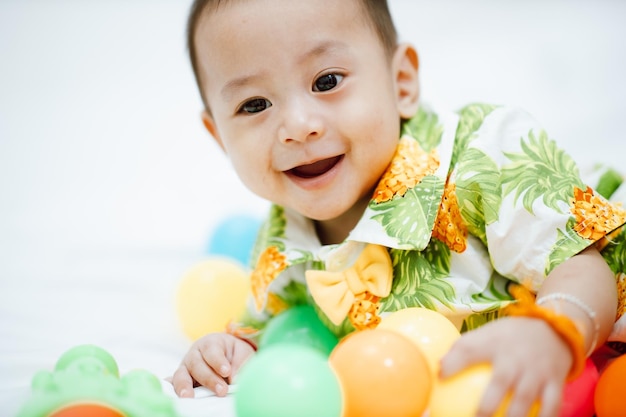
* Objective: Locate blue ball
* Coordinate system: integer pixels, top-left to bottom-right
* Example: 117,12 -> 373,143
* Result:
207,214 -> 262,266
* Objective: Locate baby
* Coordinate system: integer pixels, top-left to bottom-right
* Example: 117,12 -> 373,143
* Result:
172,1 -> 626,416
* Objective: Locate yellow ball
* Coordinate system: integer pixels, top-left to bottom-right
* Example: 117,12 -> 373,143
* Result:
378,307 -> 460,376
176,257 -> 250,340
429,363 -> 540,417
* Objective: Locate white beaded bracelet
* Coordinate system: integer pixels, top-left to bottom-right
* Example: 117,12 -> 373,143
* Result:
536,293 -> 600,357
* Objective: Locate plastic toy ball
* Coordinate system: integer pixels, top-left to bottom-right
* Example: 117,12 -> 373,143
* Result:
207,214 -> 262,266
16,344 -> 179,417
176,257 -> 250,340
429,363 -> 540,417
594,354 -> 626,417
235,344 -> 342,417
329,328 -> 431,417
378,307 -> 460,376
559,358 -> 598,417
259,305 -> 339,356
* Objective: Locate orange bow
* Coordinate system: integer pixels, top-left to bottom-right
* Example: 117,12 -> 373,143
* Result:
305,244 -> 393,325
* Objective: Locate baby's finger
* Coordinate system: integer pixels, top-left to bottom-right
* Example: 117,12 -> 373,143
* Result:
181,347 -> 230,396
171,365 -> 195,398
439,334 -> 493,378
501,375 -> 542,417
537,381 -> 563,417
227,342 -> 256,384
198,342 -> 232,378
474,364 -> 515,417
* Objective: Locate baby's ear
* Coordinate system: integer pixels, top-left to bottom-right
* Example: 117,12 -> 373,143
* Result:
392,43 -> 420,119
201,110 -> 226,152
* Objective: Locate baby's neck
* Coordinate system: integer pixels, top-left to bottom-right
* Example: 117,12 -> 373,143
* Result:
313,195 -> 370,245
314,219 -> 350,246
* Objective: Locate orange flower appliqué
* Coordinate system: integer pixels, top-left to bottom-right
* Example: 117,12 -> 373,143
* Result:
570,186 -> 626,241
226,321 -> 260,339
265,292 -> 289,316
250,246 -> 289,312
347,292 -> 382,331
373,136 -> 440,203
433,181 -> 467,253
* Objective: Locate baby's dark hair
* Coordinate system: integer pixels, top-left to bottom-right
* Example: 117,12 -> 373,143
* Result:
186,0 -> 399,110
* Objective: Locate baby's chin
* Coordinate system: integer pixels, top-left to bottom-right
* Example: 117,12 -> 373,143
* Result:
300,195 -> 372,223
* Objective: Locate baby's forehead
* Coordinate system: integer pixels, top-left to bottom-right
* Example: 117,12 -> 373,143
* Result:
194,0 -> 373,32
191,0 -> 394,58
195,0 -> 375,53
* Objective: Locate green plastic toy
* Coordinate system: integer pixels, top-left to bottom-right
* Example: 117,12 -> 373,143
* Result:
16,344 -> 181,417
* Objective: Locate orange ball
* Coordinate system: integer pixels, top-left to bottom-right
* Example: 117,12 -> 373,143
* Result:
594,354 -> 626,417
329,328 -> 432,417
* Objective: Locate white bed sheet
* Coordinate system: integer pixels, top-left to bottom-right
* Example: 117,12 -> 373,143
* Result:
2,1 -> 625,416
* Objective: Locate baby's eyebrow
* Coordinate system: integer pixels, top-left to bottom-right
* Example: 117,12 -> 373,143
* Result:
221,73 -> 260,102
299,40 -> 349,63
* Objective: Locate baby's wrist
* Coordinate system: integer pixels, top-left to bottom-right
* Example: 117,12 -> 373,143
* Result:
504,285 -> 588,380
536,293 -> 600,357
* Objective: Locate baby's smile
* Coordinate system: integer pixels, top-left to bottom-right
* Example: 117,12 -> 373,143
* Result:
286,155 -> 344,179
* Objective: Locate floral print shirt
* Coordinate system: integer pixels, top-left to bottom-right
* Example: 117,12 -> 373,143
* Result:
235,103 -> 626,339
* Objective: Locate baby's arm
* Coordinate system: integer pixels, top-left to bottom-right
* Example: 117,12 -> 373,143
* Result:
440,246 -> 617,417
536,246 -> 617,352
171,332 -> 256,398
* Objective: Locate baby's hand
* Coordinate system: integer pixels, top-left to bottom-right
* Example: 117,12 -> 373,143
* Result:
171,332 -> 256,398
439,317 -> 572,417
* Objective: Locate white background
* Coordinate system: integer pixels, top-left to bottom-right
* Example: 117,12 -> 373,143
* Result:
1,1 -> 625,416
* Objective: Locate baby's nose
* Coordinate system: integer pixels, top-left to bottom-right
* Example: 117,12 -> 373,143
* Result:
278,99 -> 325,143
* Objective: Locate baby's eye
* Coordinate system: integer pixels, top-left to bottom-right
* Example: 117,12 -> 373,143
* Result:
313,73 -> 344,92
239,98 -> 272,114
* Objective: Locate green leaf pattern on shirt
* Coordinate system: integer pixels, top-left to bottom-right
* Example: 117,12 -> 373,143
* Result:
279,280 -> 311,306
381,239 -> 455,311
470,272 -> 514,305
451,103 -> 498,169
369,175 -> 445,248
401,107 -> 444,152
456,147 -> 502,246
546,221 -> 590,275
461,310 -> 502,332
501,130 -> 584,214
499,130 -> 593,274
448,104 -> 502,245
250,205 -> 287,265
312,302 -> 357,339
595,168 -> 624,199
601,228 -> 626,275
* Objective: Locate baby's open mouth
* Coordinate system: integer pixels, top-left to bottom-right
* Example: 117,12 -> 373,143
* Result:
287,155 -> 343,179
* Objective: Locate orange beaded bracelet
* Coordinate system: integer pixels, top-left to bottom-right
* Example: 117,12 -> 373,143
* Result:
503,284 -> 586,381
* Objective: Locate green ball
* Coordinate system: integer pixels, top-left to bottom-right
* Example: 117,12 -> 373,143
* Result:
259,305 -> 338,355
235,344 -> 342,417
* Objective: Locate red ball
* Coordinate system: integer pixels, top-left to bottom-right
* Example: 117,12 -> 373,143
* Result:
560,358 -> 598,417
594,354 -> 626,417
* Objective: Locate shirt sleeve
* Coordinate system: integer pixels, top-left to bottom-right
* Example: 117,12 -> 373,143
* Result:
453,104 -> 626,291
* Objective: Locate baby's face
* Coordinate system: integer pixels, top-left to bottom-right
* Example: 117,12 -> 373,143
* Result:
195,0 -> 406,224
